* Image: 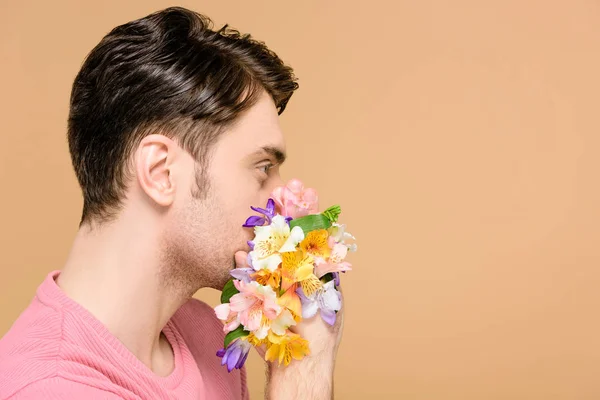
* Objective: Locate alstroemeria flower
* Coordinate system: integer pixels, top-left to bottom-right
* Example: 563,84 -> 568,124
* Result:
253,308 -> 297,339
265,331 -> 310,367
327,223 -> 357,252
243,199 -> 277,228
278,284 -> 302,320
229,268 -> 254,283
314,243 -> 352,279
215,280 -> 281,333
216,338 -> 252,372
281,250 -> 322,297
252,268 -> 282,291
297,281 -> 342,326
271,179 -> 319,219
250,215 -> 304,272
300,229 -> 331,260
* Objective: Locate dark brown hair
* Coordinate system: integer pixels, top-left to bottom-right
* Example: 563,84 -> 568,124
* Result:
67,6 -> 298,225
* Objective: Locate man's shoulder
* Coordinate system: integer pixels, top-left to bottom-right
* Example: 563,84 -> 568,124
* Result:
170,297 -> 226,354
0,300 -> 63,397
0,297 -> 62,364
172,297 -> 224,334
178,297 -> 219,318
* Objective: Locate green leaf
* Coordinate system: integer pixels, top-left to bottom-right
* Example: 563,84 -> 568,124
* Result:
322,205 -> 342,223
220,279 -> 239,304
224,325 -> 249,348
290,213 -> 332,233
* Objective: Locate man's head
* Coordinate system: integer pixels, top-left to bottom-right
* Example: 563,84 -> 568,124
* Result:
67,7 -> 297,291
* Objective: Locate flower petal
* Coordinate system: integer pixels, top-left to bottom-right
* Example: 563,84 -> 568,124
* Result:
265,342 -> 280,363
221,347 -> 230,366
266,198 -> 276,214
244,308 -> 263,331
224,318 -> 241,333
287,179 -> 304,195
235,344 -> 251,369
254,321 -> 270,340
226,344 -> 242,372
321,286 -> 342,312
230,268 -> 253,283
214,303 -> 231,321
250,206 -> 272,218
279,286 -> 302,319
295,258 -> 316,281
332,243 -> 348,262
271,309 -> 296,335
320,309 -> 337,326
279,226 -> 305,252
229,293 -> 257,313
243,216 -> 266,227
253,253 -> 282,272
300,297 -> 319,319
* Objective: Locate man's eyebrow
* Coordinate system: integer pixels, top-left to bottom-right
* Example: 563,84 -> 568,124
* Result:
259,146 -> 286,164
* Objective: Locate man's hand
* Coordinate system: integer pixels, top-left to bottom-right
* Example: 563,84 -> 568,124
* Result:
233,251 -> 344,400
266,301 -> 344,400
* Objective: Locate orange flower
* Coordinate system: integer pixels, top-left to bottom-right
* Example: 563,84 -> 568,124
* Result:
300,229 -> 331,259
281,250 -> 322,297
278,284 -> 302,321
252,268 -> 281,291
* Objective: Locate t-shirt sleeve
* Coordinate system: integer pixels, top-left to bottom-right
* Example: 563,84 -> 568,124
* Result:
8,377 -> 123,399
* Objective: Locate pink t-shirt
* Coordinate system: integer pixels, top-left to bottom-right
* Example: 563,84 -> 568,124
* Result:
0,271 -> 249,399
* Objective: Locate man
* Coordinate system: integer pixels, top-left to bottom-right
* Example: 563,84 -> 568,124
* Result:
0,6 -> 343,399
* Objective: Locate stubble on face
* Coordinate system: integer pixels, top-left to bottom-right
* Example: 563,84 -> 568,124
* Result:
158,168 -> 248,296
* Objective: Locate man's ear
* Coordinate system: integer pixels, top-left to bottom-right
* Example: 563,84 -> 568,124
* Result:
135,134 -> 177,207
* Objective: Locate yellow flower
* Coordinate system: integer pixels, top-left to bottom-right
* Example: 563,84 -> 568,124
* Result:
281,250 -> 322,297
246,332 -> 267,347
265,331 -> 310,366
252,268 -> 281,291
278,283 -> 303,321
300,229 -> 331,259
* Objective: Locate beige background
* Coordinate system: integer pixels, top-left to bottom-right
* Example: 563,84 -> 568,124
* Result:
1,1 -> 600,399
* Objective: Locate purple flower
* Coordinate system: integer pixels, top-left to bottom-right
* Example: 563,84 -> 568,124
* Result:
216,338 -> 252,372
230,268 -> 254,283
296,281 -> 342,326
243,199 -> 277,227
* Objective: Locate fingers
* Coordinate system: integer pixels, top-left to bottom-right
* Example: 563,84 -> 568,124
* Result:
234,251 -> 249,269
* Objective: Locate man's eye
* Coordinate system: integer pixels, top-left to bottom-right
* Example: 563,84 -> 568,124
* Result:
258,164 -> 273,175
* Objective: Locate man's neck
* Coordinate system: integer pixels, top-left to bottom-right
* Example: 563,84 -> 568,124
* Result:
57,217 -> 188,376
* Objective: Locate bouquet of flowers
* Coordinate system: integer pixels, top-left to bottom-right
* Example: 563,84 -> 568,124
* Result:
214,179 -> 356,372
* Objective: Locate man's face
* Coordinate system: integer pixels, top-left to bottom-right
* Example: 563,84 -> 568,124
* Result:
162,92 -> 286,292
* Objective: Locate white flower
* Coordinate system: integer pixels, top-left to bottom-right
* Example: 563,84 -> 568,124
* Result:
250,215 -> 304,272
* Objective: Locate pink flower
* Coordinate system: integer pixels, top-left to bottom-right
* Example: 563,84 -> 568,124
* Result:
215,280 -> 281,334
314,243 -> 353,278
271,179 -> 319,219
214,303 -> 242,333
